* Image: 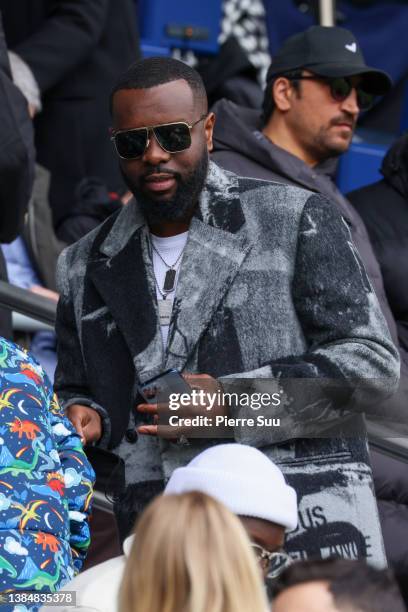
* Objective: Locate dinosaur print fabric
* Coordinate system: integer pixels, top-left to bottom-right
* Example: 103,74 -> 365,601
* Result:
0,337 -> 95,607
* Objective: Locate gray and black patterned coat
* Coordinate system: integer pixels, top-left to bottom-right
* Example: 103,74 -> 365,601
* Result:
55,162 -> 399,556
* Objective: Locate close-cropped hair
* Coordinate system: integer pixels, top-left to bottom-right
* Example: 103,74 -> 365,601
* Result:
274,557 -> 405,612
110,56 -> 208,115
119,491 -> 269,612
261,69 -> 302,126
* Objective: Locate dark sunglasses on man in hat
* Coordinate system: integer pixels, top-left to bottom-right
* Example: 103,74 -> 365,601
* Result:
285,74 -> 375,111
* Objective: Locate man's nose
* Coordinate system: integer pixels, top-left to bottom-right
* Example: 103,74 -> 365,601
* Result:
142,130 -> 171,165
340,87 -> 360,116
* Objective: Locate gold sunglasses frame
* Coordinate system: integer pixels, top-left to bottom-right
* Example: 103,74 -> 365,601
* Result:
111,114 -> 207,160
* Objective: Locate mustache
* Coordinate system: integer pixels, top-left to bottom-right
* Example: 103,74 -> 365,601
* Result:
330,114 -> 356,129
142,166 -> 181,182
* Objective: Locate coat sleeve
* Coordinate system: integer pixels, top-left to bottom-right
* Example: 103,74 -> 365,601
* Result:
13,0 -> 110,93
222,194 -> 400,444
0,13 -> 34,243
54,247 -> 111,447
45,374 -> 96,574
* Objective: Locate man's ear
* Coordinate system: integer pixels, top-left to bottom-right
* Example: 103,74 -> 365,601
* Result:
273,77 -> 296,112
205,112 -> 216,152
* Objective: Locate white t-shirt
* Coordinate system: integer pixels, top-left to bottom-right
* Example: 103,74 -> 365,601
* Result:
150,231 -> 188,348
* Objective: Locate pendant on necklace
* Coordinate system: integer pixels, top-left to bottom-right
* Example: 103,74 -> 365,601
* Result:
163,268 -> 177,292
158,298 -> 173,326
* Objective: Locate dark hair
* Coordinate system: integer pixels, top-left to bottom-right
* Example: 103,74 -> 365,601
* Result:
110,56 -> 208,115
274,558 -> 405,612
261,70 -> 302,126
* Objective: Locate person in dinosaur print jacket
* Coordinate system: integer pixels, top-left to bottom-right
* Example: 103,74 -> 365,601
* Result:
0,336 -> 95,601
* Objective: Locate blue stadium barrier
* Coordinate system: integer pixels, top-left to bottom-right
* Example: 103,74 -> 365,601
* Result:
337,130 -> 394,193
138,0 -> 222,57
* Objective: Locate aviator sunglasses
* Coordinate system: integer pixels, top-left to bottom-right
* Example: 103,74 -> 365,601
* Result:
251,544 -> 292,580
286,75 -> 375,110
111,114 -> 207,160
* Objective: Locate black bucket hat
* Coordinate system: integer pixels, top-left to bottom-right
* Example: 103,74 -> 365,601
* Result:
266,26 -> 392,95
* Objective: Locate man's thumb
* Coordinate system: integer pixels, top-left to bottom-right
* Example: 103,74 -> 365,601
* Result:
69,414 -> 84,440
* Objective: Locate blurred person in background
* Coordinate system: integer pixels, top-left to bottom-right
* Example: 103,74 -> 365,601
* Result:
0,0 -> 140,236
272,558 -> 406,612
348,133 -> 408,354
54,444 -> 296,612
57,177 -> 133,246
119,491 -> 270,612
0,11 -> 34,339
348,134 -> 408,604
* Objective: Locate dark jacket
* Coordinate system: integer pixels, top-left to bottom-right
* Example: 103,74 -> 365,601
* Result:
57,177 -> 123,246
0,11 -> 35,338
55,161 -> 399,555
211,99 -> 403,361
348,136 -> 408,597
370,447 -> 408,603
0,0 -> 140,230
348,134 -> 408,354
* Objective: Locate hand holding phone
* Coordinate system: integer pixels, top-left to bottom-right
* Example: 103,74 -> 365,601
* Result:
137,369 -> 191,404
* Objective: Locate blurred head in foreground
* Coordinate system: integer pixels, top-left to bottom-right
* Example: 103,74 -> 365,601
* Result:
272,557 -> 405,612
165,443 -> 298,582
119,491 -> 269,612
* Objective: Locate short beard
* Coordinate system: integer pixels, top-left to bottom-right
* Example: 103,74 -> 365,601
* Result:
311,116 -> 355,161
122,150 -> 209,225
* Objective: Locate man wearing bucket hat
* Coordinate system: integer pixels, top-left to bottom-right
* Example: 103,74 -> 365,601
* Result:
51,444 -> 297,612
166,443 -> 298,576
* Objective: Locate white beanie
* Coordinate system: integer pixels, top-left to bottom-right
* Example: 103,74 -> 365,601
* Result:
165,444 -> 298,531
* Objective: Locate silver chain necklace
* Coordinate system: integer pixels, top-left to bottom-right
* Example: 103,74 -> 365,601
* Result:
150,240 -> 185,299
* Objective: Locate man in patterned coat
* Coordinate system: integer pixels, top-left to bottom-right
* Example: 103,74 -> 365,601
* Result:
54,58 -> 399,558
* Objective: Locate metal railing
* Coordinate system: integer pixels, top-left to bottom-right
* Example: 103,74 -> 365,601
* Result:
0,280 -> 56,325
0,280 -> 114,512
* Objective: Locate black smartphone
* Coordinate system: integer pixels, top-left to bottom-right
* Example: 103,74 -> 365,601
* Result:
137,369 -> 191,404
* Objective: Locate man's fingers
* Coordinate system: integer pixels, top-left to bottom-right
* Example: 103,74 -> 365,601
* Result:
137,423 -> 180,442
136,403 -> 157,414
137,424 -> 158,435
82,421 -> 101,444
66,404 -> 102,445
184,373 -> 210,379
82,410 -> 102,444
137,402 -> 168,414
68,414 -> 84,440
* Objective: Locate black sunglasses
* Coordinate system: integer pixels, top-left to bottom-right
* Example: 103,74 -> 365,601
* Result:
286,75 -> 375,110
111,114 -> 207,160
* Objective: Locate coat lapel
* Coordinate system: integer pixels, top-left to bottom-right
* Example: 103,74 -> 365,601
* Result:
165,217 -> 251,371
88,203 -> 164,383
165,162 -> 252,371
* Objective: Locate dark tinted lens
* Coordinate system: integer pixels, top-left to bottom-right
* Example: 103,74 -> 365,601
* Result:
329,78 -> 352,101
114,128 -> 148,159
266,553 -> 292,579
357,88 -> 374,110
154,123 -> 191,153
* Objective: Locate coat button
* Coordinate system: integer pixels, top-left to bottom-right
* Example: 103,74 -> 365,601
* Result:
125,429 -> 138,443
